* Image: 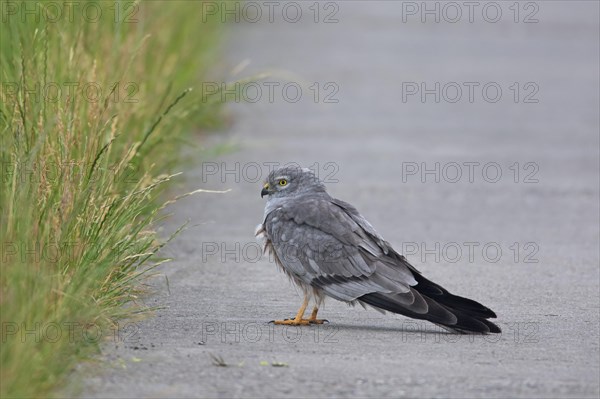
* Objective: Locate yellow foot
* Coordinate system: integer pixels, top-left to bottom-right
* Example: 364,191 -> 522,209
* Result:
270,318 -> 329,325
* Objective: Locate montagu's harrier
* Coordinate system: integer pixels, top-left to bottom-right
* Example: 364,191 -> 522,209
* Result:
256,166 -> 500,334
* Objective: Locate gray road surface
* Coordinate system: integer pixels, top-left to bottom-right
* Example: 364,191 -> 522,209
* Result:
76,2 -> 599,398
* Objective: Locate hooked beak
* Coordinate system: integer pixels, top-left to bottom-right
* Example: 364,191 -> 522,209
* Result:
261,183 -> 271,198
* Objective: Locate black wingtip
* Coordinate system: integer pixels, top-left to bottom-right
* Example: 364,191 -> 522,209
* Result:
359,291 -> 501,334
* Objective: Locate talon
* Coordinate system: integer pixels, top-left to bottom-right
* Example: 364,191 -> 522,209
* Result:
270,303 -> 330,325
272,319 -> 312,326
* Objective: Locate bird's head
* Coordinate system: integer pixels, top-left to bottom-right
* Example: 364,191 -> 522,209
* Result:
261,166 -> 326,199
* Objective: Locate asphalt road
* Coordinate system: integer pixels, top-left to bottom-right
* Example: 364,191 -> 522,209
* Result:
76,2 -> 599,398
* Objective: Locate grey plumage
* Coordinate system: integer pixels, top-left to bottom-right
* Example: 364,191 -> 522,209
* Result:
257,166 -> 500,334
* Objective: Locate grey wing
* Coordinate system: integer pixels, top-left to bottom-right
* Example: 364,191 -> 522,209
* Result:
329,198 -> 501,333
264,198 -> 421,304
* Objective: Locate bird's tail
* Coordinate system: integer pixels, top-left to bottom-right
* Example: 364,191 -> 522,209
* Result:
358,272 -> 501,334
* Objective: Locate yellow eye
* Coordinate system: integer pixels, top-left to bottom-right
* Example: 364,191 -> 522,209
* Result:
278,179 -> 288,186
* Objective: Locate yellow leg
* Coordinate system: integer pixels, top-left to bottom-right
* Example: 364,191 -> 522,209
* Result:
307,306 -> 327,324
272,294 -> 314,325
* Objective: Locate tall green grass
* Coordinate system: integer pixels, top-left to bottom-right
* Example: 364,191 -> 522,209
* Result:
0,1 -> 227,397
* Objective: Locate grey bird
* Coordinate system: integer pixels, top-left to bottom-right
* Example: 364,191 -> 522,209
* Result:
256,166 -> 501,334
